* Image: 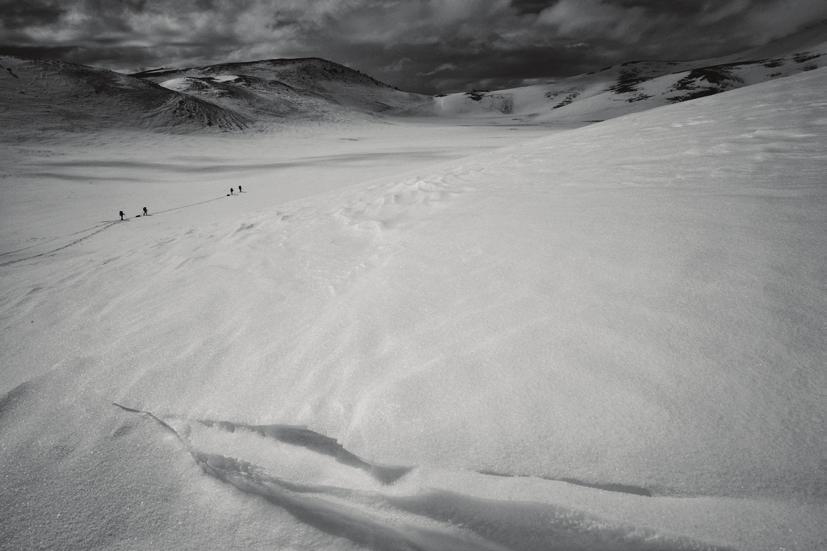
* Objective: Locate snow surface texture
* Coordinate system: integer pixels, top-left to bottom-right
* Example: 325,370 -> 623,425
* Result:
1,67 -> 826,550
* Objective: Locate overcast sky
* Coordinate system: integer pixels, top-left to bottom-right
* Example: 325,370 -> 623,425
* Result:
1,0 -> 826,93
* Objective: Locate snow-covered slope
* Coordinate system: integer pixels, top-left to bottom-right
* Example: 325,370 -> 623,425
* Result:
0,56 -> 248,136
1,63 -> 825,550
432,22 -> 827,125
134,58 -> 430,122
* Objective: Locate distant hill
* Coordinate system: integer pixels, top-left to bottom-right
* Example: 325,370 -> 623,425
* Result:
430,21 -> 827,125
132,57 -> 430,123
0,56 -> 430,137
0,56 -> 248,136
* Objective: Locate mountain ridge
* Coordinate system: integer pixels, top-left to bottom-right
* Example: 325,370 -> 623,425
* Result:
132,57 -> 393,89
430,24 -> 827,123
0,55 -> 249,136
131,56 -> 429,123
2,21 -> 826,136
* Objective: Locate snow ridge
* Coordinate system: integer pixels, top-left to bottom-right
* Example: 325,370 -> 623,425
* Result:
113,403 -> 730,551
191,418 -> 412,485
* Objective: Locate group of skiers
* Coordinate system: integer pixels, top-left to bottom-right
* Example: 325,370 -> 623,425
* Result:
118,186 -> 245,221
119,206 -> 148,221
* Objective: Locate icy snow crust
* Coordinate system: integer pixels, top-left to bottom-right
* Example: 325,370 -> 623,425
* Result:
1,69 -> 826,550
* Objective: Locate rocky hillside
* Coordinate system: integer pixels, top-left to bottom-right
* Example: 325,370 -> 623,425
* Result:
0,56 -> 248,137
133,58 -> 429,121
0,56 -> 430,138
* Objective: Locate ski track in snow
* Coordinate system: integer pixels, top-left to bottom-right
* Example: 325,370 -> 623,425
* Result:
0,193 -> 234,266
0,220 -> 118,266
113,403 -> 730,551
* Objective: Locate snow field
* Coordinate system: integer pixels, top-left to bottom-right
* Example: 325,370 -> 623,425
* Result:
1,69 -> 826,550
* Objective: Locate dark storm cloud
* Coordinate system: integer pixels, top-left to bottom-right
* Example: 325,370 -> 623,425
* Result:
0,44 -> 78,59
1,0 -> 826,93
510,0 -> 556,14
0,0 -> 66,28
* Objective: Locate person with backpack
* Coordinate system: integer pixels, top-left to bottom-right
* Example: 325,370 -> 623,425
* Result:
119,210 -> 125,221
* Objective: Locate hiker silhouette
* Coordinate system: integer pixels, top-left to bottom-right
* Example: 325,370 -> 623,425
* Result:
119,210 -> 125,221
142,206 -> 148,216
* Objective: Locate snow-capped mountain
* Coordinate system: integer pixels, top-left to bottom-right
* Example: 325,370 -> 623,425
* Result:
132,57 -> 430,123
432,21 -> 827,124
3,20 -> 826,137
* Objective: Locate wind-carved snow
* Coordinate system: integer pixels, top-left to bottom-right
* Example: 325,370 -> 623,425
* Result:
113,403 -> 729,551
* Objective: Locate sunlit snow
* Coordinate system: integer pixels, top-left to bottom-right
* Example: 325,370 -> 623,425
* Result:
1,64 -> 825,550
